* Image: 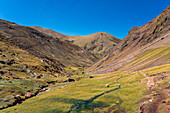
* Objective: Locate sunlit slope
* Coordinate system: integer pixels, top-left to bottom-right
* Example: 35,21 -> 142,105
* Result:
68,32 -> 121,57
0,41 -> 57,79
86,6 -> 170,74
0,41 -> 60,109
118,45 -> 170,72
87,44 -> 170,74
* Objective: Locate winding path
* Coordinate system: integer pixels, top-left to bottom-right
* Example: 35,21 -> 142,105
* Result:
139,71 -> 152,90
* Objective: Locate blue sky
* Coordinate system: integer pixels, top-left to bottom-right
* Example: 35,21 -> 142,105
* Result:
0,0 -> 169,39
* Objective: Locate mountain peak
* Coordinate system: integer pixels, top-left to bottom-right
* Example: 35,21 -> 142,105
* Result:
93,32 -> 108,35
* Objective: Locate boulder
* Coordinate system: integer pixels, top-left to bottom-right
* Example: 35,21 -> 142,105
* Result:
25,93 -> 32,99
2,54 -> 6,57
14,95 -> 22,101
0,60 -> 6,64
64,78 -> 75,82
36,75 -> 41,79
0,71 -> 4,75
67,78 -> 75,82
105,84 -> 109,87
89,76 -> 94,78
162,100 -> 166,103
7,59 -> 15,65
36,75 -> 42,79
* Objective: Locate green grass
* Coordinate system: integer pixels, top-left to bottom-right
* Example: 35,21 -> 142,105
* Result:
1,63 -> 169,112
119,45 -> 170,71
0,41 -> 169,113
0,70 -> 148,113
142,64 -> 170,76
0,41 -> 61,109
0,79 -> 46,109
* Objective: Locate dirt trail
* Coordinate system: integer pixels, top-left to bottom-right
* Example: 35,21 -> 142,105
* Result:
139,71 -> 154,90
139,71 -> 150,86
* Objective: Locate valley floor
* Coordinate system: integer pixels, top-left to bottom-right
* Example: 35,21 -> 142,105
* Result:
1,64 -> 169,113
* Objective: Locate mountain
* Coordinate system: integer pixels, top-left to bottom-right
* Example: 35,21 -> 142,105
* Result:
0,19 -> 97,109
67,32 -> 121,58
30,26 -> 69,40
0,6 -> 170,113
0,19 -> 97,73
30,26 -> 121,58
86,6 -> 170,74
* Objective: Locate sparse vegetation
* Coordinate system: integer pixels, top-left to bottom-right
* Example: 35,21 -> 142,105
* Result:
0,5 -> 169,113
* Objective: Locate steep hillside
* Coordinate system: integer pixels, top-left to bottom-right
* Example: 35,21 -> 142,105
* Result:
68,32 -> 121,57
87,6 -> 170,74
0,19 -> 97,71
0,41 -> 58,109
0,40 -> 88,109
0,19 -> 97,109
31,26 -> 121,58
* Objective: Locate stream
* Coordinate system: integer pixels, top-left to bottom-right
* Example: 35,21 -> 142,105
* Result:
66,75 -> 122,113
0,81 -> 69,110
1,75 -> 122,112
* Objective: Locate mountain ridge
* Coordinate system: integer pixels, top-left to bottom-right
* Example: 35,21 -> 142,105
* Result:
0,6 -> 169,113
30,26 -> 121,58
86,6 -> 170,74
0,19 -> 97,74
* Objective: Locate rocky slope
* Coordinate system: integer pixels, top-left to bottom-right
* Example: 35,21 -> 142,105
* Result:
0,19 -> 97,109
86,6 -> 170,74
0,19 -> 97,73
30,26 -> 121,58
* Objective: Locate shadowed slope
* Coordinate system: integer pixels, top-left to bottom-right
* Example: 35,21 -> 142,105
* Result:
0,19 -> 97,74
30,26 -> 121,58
